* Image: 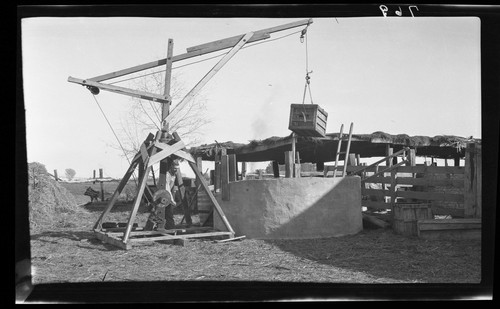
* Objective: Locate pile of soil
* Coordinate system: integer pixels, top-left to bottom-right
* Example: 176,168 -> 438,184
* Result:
27,162 -> 90,232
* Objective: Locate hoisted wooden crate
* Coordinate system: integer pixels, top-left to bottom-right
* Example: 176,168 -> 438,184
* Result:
288,104 -> 328,137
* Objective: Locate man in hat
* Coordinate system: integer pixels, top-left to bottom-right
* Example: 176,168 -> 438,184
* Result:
163,158 -> 180,229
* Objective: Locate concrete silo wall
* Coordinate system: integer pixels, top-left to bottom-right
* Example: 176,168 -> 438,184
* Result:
214,176 -> 362,239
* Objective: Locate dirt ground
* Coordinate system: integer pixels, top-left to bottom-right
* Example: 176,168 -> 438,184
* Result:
29,186 -> 482,285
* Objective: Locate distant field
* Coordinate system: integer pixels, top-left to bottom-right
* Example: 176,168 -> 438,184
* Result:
59,180 -> 138,205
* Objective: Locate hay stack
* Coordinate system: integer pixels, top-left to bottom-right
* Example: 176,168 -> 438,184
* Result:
27,162 -> 87,232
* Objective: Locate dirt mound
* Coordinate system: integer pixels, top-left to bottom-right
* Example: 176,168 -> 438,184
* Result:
28,162 -> 88,232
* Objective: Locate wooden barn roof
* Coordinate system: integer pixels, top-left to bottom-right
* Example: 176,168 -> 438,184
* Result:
187,132 -> 480,164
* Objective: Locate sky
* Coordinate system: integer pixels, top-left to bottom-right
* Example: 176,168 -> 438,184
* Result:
21,16 -> 481,179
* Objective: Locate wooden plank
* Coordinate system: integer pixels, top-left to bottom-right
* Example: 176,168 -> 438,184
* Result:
395,177 -> 464,188
129,231 -> 233,243
162,32 -> 253,126
147,141 -> 186,167
187,32 -> 270,53
363,176 -> 392,184
215,235 -> 246,243
362,160 -> 409,182
430,205 -> 464,217
122,142 -> 158,242
67,76 -> 169,103
93,155 -> 140,230
396,190 -> 464,203
362,189 -> 389,198
221,155 -> 230,201
417,219 -> 481,231
361,200 -> 391,210
94,231 -> 131,250
396,165 -> 465,174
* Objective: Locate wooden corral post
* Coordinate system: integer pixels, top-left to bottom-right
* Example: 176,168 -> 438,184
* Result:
284,151 -> 293,178
454,156 -> 460,167
348,153 -> 357,166
407,148 -> 416,166
54,170 -> 58,181
386,145 -> 393,167
99,168 -> 105,201
228,154 -> 237,182
221,155 -> 230,201
272,160 -> 280,178
390,169 -> 397,214
214,148 -> 226,193
464,143 -> 481,218
295,152 -> 301,178
356,154 -> 361,166
240,162 -> 247,180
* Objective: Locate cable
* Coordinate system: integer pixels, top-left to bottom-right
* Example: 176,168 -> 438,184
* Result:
108,28 -> 305,85
90,93 -> 139,185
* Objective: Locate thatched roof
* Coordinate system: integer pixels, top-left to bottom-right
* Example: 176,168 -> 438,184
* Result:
188,132 -> 480,164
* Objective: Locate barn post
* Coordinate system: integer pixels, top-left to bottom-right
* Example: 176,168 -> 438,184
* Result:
284,151 -> 293,178
464,143 -> 481,218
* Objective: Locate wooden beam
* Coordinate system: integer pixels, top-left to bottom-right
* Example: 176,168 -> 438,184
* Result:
67,76 -> 170,103
87,19 -> 312,82
187,19 -> 311,53
147,141 -> 186,167
162,38 -> 174,126
396,190 -> 464,203
162,32 -> 254,126
154,141 -> 195,163
94,231 -> 131,250
93,154 -> 141,230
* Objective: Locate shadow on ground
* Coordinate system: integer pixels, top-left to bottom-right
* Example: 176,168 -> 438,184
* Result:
263,225 -> 481,283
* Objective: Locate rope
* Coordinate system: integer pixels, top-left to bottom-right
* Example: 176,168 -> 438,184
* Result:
301,24 -> 314,105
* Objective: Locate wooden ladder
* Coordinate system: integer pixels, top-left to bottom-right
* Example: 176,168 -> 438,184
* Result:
332,122 -> 354,178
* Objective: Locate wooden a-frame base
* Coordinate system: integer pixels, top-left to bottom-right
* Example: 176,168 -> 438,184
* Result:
93,131 -> 235,250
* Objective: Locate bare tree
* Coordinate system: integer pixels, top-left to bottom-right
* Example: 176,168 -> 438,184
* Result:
109,69 -> 212,161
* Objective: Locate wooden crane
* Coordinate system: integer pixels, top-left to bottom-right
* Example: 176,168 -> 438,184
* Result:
68,18 -> 313,250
